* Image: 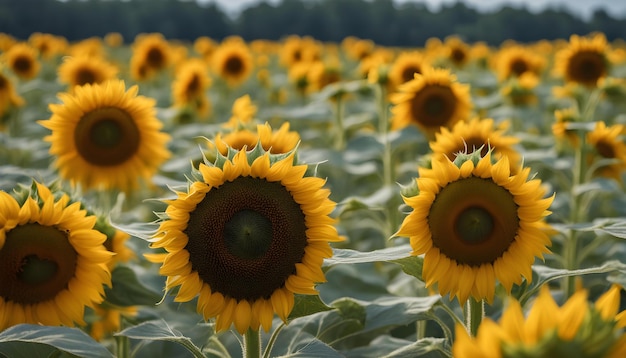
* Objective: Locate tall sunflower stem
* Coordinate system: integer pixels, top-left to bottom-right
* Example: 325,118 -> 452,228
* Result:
333,94 -> 345,150
416,320 -> 427,340
377,83 -> 393,188
244,328 -> 261,358
115,333 -> 130,358
464,298 -> 484,337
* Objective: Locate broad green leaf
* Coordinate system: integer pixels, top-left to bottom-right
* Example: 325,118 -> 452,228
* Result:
0,324 -> 114,358
345,335 -> 447,358
325,245 -> 413,267
383,337 -> 448,358
520,260 -> 626,304
288,295 -> 334,321
104,266 -> 163,307
391,255 -> 424,282
116,320 -> 204,358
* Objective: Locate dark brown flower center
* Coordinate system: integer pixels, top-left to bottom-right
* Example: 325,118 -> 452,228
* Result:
0,223 -> 78,304
567,51 -> 606,86
595,140 -> 616,159
184,176 -> 308,301
510,58 -> 529,77
75,68 -> 97,86
74,107 -> 140,166
13,56 -> 32,73
411,84 -> 457,128
224,56 -> 244,75
428,176 -> 519,266
401,65 -> 422,83
146,47 -> 165,69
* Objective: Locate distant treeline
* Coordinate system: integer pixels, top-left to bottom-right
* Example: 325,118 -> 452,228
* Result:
0,0 -> 624,46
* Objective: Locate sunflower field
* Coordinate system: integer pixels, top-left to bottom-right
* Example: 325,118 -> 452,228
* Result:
1,29 -> 626,358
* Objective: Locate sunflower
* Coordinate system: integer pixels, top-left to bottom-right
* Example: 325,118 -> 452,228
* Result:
171,58 -> 212,119
223,94 -> 258,128
429,117 -> 521,172
442,36 -> 471,68
388,51 -> 429,90
57,55 -> 119,90
194,36 -> 217,61
213,122 -> 301,156
494,44 -> 546,81
390,66 -> 472,137
2,43 -> 40,80
552,107 -> 581,148
129,33 -> 172,81
554,32 -> 610,87
211,37 -> 254,88
28,32 -> 67,60
38,79 -> 171,193
147,148 -> 341,334
453,284 -> 626,358
307,60 -> 342,93
104,32 -> 124,48
395,150 -> 554,303
500,72 -> 539,107
0,70 -> 25,119
0,181 -> 113,331
586,121 -> 626,181
68,37 -> 105,59
279,35 -> 322,68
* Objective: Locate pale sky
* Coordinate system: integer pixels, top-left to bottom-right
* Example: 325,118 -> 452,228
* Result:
199,0 -> 626,20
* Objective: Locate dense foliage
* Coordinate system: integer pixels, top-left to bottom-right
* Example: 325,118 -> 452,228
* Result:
0,0 -> 625,45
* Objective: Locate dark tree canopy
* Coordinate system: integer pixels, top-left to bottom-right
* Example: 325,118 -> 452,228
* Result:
0,0 -> 624,45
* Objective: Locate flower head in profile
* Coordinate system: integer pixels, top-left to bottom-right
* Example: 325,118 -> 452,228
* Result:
390,66 -> 472,138
0,181 -> 113,331
586,121 -> 626,181
0,70 -> 25,123
171,58 -> 213,120
453,284 -> 626,358
395,150 -> 554,303
554,32 -> 611,87
147,146 -> 342,334
212,122 -> 301,158
39,79 -> 171,193
223,94 -> 258,128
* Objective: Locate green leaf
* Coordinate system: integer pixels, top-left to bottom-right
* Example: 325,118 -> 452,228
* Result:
0,324 -> 114,358
520,260 -> 626,305
288,295 -> 335,321
383,337 -> 448,358
104,266 -> 163,307
325,245 -> 413,267
390,255 -> 424,282
345,335 -> 447,358
116,320 -> 205,358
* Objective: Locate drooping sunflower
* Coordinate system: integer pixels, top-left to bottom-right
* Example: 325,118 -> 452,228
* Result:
307,60 -> 342,93
429,117 -> 521,172
57,55 -> 119,90
2,43 -> 40,80
494,44 -> 546,81
395,151 -> 554,303
38,79 -> 171,193
211,36 -> 254,88
453,284 -> 626,358
223,94 -> 258,129
388,51 -> 429,90
390,66 -> 472,137
553,32 -> 611,87
586,121 -> 626,181
0,181 -> 113,331
147,148 -> 342,334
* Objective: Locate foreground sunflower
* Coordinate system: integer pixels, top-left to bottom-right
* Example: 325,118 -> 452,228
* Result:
586,121 -> 626,181
429,117 -> 521,172
39,79 -> 171,192
453,284 -> 626,358
553,32 -> 610,87
147,147 -> 342,334
395,150 -> 554,303
390,66 -> 472,138
0,181 -> 113,331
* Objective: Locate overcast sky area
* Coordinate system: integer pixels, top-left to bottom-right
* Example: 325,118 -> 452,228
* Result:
198,0 -> 626,21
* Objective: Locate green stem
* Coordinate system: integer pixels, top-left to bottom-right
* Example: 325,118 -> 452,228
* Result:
262,323 -> 285,358
416,320 -> 427,340
244,328 -> 261,358
377,84 -> 393,188
464,298 -> 484,337
115,334 -> 130,358
333,95 -> 345,150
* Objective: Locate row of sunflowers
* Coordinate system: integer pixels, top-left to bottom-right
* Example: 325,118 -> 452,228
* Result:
0,30 -> 626,357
